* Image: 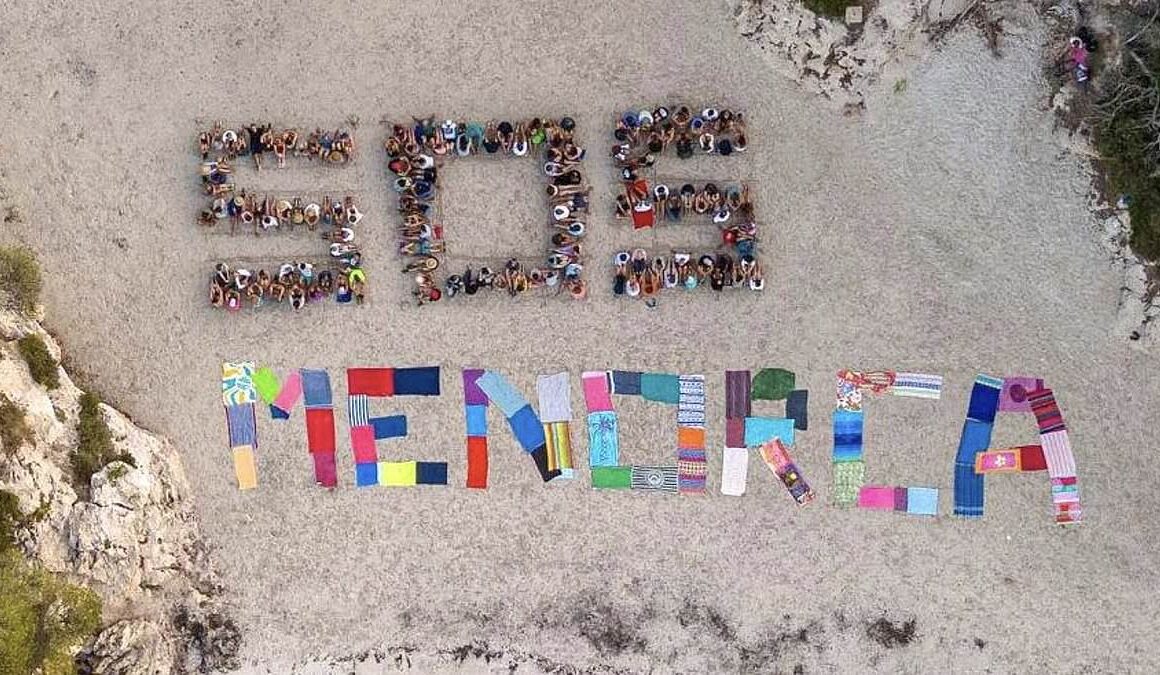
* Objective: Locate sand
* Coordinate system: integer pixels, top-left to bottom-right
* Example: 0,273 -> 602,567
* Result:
2,0 -> 1159,671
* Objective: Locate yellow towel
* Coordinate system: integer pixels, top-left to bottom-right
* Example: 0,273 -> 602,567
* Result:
379,461 -> 417,486
232,445 -> 257,490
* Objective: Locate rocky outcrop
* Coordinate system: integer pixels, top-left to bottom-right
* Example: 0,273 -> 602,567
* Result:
0,308 -> 239,673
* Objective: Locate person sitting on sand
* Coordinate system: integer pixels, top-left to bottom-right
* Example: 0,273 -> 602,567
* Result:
234,268 -> 252,290
335,277 -> 353,303
288,283 -> 306,310
317,269 -> 334,295
269,280 -> 286,303
210,281 -> 225,307
225,287 -> 242,311
297,261 -> 314,284
214,263 -> 232,286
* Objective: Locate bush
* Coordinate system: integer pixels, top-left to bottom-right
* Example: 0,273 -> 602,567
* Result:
0,490 -> 20,552
803,0 -> 849,18
71,392 -> 133,491
0,394 -> 30,455
17,334 -> 60,390
0,549 -> 102,674
0,246 -> 42,314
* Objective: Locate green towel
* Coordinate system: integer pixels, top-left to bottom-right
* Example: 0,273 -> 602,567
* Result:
252,367 -> 281,405
640,373 -> 680,404
591,466 -> 632,489
752,368 -> 795,401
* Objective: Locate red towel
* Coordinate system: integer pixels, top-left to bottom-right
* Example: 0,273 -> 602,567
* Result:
347,368 -> 395,397
466,436 -> 488,489
313,451 -> 337,488
1020,444 -> 1048,472
306,408 -> 336,453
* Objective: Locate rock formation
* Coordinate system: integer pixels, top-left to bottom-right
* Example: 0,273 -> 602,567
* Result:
0,308 -> 239,674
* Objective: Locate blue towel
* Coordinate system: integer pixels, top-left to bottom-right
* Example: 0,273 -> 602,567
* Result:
507,405 -> 545,452
611,371 -> 642,395
301,369 -> 333,408
270,405 -> 289,420
416,461 -> 448,485
475,371 -> 530,417
226,404 -> 257,448
355,462 -> 378,487
906,487 -> 939,516
587,411 -> 619,467
967,378 -> 1000,424
370,415 -> 408,440
640,373 -> 681,404
832,409 -> 864,462
953,418 -> 992,516
393,366 -> 441,396
785,389 -> 809,431
744,416 -> 795,447
465,404 -> 488,436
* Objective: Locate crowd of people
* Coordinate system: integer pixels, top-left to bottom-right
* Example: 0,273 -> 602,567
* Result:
209,259 -> 366,311
386,117 -> 589,304
198,122 -> 355,168
611,106 -> 762,298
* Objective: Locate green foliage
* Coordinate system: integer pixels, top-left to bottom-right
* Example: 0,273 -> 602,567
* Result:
18,334 -> 60,390
1093,20 -> 1160,261
803,0 -> 850,18
106,463 -> 128,482
70,392 -> 133,491
0,246 -> 42,314
0,393 -> 30,455
0,490 -> 20,552
0,549 -> 102,675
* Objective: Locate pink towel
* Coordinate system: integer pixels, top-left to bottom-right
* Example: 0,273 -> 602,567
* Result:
582,371 -> 613,412
857,485 -> 896,510
999,377 -> 1043,413
273,371 -> 303,413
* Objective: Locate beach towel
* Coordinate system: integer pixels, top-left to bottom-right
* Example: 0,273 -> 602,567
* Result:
393,366 -> 441,396
529,445 -> 561,483
587,411 -> 619,466
347,368 -> 395,397
272,371 -> 302,417
1028,388 -> 1066,434
351,426 -> 377,463
582,371 -> 613,412
312,451 -> 337,488
305,407 -> 336,454
833,459 -> 865,506
545,422 -> 574,479
953,418 -> 993,517
890,373 -> 943,400
225,403 -> 257,449
998,377 -> 1044,412
640,373 -> 680,404
536,372 -> 572,423
355,461 -> 378,487
348,394 -> 370,428
858,485 -> 896,510
380,461 -> 417,486
721,447 -> 749,496
252,367 -> 280,405
221,362 -> 257,406
463,368 -> 488,405
475,371 -> 529,417
725,417 -> 745,448
466,436 -> 488,489
785,389 -> 808,431
631,465 -> 679,492
370,415 -> 407,440
231,445 -> 257,490
906,487 -> 939,516
677,375 -> 706,427
758,439 -> 813,505
967,375 -> 1002,423
507,405 -> 546,452
678,449 -> 707,494
416,461 -> 449,485
974,446 -> 1044,474
610,370 -> 642,395
744,417 -> 795,447
725,370 -> 752,419
591,465 -> 631,489
301,369 -> 333,408
752,368 -> 794,401
465,404 -> 488,437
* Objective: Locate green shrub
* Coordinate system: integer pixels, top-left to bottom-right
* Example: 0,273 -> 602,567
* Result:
71,392 -> 133,491
0,549 -> 102,674
0,490 -> 20,552
17,334 -> 60,390
0,394 -> 30,455
803,0 -> 850,18
0,246 -> 42,314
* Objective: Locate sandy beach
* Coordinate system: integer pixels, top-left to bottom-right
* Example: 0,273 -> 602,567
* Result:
2,0 -> 1159,671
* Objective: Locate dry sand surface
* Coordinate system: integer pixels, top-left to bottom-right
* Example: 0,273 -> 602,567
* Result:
2,0 -> 1160,672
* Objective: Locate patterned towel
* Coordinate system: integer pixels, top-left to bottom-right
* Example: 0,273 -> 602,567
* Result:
630,465 -> 679,492
222,362 -> 257,406
890,373 -> 943,400
348,394 -> 370,427
677,375 -> 706,427
587,411 -> 619,467
999,377 -> 1044,412
758,439 -> 813,505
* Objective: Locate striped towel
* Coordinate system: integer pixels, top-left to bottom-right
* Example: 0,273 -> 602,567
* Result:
630,465 -> 679,492
1028,388 -> 1066,434
890,372 -> 943,399
348,394 -> 370,427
